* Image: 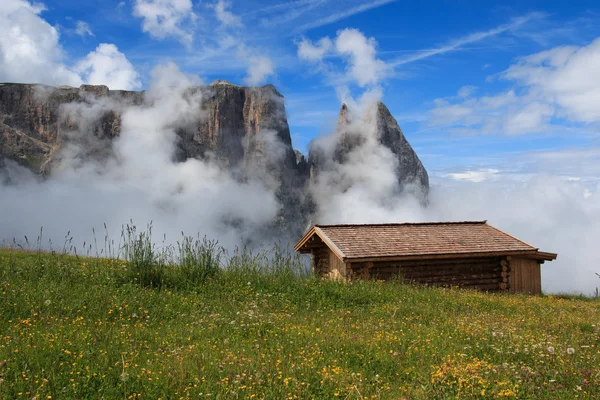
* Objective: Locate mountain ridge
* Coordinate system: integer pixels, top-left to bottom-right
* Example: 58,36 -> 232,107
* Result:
0,82 -> 429,237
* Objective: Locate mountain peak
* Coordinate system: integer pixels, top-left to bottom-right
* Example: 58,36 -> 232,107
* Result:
210,79 -> 239,87
338,103 -> 350,125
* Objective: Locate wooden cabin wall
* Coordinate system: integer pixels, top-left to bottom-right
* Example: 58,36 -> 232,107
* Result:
366,257 -> 511,292
311,245 -> 330,276
509,257 -> 542,294
326,250 -> 347,280
310,246 -> 346,280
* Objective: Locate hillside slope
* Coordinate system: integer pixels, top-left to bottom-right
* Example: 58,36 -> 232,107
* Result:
1,249 -> 598,399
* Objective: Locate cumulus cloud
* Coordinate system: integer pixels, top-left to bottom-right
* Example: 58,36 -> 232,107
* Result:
75,44 -> 142,90
0,0 -> 82,86
335,28 -> 388,87
243,55 -> 274,86
297,37 -> 333,62
75,20 -> 94,37
429,37 -> 600,135
133,0 -> 196,45
211,0 -> 242,27
297,28 -> 388,88
0,0 -> 139,90
503,38 -> 600,122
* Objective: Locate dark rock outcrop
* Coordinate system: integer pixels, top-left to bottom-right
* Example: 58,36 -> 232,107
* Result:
308,102 -> 429,198
372,102 -> 429,195
0,82 -> 310,236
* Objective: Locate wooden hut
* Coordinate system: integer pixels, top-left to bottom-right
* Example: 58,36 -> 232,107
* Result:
294,221 -> 557,294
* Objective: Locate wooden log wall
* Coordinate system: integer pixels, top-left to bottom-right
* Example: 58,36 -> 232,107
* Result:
359,256 -> 512,292
311,246 -> 330,276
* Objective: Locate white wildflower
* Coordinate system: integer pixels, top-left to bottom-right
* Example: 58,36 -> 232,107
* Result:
567,347 -> 575,355
547,346 -> 555,354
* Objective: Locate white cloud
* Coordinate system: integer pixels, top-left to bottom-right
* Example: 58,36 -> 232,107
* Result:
243,55 -> 274,86
503,38 -> 600,122
526,148 -> 600,182
75,20 -> 94,37
257,0 -> 326,28
211,0 -> 242,27
293,0 -> 397,33
427,177 -> 600,295
297,29 -> 388,88
391,12 -> 546,66
457,85 -> 476,98
429,38 -> 600,135
0,0 -> 82,86
0,1 -> 140,89
443,168 -> 499,183
133,0 -> 196,45
503,102 -> 554,134
297,37 -> 332,62
335,28 -> 388,87
75,44 -> 142,90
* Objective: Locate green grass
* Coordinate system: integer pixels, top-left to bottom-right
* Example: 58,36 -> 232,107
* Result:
1,246 -> 599,399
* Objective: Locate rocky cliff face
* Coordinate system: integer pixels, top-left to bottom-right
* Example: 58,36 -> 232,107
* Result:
0,81 -> 310,236
372,102 -> 429,195
0,81 -> 429,236
0,83 -> 142,174
308,102 -> 429,199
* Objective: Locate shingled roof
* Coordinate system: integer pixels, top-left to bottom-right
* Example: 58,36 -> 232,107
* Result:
294,221 -> 557,262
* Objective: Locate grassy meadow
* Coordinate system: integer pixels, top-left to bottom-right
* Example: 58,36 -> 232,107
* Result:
0,232 -> 599,399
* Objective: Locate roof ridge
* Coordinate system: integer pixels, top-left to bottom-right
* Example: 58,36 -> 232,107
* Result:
315,221 -> 487,228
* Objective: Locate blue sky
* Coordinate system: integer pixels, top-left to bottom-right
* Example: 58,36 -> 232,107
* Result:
2,0 -> 600,184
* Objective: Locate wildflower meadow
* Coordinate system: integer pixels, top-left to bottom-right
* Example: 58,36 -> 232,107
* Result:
0,229 -> 599,399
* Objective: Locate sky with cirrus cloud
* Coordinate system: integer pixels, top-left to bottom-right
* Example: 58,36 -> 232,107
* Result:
1,0 -> 600,293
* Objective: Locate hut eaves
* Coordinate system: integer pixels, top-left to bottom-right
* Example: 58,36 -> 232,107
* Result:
295,221 -> 557,263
